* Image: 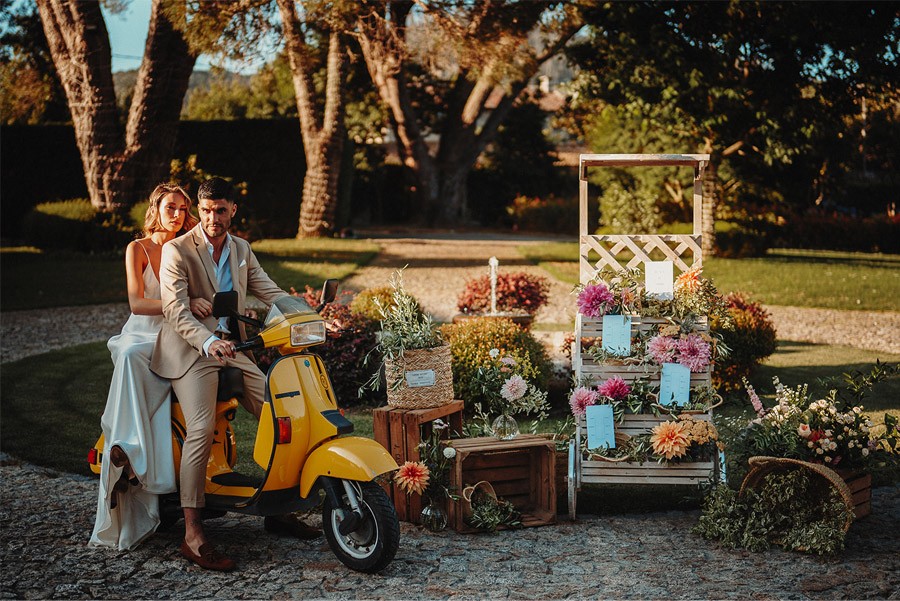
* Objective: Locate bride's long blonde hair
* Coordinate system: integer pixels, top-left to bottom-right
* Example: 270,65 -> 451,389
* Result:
142,183 -> 198,237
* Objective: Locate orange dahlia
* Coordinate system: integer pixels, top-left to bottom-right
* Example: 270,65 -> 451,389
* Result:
675,266 -> 704,294
394,461 -> 430,495
650,421 -> 690,460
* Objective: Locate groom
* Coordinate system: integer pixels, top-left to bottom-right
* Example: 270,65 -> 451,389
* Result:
151,177 -> 318,571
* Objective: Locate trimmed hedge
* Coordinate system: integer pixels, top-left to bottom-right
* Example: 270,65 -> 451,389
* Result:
21,199 -> 135,253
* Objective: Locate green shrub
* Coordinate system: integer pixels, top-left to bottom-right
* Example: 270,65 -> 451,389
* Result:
775,210 -> 900,254
711,292 -> 778,392
441,317 -> 552,406
21,199 -> 135,252
350,285 -> 422,322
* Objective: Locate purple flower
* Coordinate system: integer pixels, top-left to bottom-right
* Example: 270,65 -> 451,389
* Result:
675,334 -> 711,373
646,335 -> 677,364
597,376 -> 631,401
569,386 -> 599,417
577,283 -> 614,318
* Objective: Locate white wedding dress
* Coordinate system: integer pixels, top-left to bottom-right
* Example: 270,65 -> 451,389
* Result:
90,258 -> 176,550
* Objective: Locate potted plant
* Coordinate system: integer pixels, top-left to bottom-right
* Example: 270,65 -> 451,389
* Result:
363,270 -> 454,409
454,269 -> 550,329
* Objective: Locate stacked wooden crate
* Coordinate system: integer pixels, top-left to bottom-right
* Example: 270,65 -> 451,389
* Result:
568,153 -> 720,520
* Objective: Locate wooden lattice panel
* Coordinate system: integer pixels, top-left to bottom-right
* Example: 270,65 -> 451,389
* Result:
579,234 -> 702,284
573,315 -> 712,388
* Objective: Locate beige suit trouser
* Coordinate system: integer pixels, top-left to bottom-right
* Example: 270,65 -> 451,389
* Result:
172,352 -> 266,508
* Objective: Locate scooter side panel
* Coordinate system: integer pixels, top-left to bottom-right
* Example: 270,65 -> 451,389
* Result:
298,437 -> 399,497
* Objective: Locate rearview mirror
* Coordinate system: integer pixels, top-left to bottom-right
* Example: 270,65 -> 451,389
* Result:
321,279 -> 339,306
212,290 -> 239,318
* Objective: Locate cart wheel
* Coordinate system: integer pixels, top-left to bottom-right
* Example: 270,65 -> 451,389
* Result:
567,439 -> 577,521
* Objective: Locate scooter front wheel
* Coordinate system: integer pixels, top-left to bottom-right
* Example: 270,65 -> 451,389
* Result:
322,480 -> 399,573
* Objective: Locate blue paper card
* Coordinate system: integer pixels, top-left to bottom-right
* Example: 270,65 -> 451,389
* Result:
659,362 -> 691,406
602,314 -> 632,356
586,404 -> 616,449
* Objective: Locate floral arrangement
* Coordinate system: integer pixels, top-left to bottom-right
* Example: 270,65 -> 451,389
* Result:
569,376 -> 720,421
465,489 -> 522,533
584,413 -> 721,464
393,419 -> 458,503
731,363 -> 900,471
457,271 -> 550,316
574,267 -> 643,317
469,349 -> 550,432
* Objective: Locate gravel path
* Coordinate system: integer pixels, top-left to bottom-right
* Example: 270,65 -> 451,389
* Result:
1,454 -> 898,600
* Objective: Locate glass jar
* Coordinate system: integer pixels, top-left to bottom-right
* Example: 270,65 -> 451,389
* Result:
420,499 -> 448,532
491,413 -> 519,440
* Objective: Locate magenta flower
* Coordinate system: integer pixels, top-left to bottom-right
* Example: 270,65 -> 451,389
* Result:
597,376 -> 631,401
577,283 -> 614,318
675,334 -> 711,372
646,335 -> 677,364
569,386 -> 599,417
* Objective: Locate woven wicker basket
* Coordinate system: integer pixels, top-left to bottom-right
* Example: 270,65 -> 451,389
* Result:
739,456 -> 856,533
384,343 -> 454,409
460,481 -> 497,523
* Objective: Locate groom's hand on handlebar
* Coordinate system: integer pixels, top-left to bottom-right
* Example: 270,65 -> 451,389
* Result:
209,339 -> 236,364
190,297 -> 212,318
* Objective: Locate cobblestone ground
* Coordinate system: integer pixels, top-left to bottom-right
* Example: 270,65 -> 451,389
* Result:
1,456 -> 898,600
2,234 -> 899,599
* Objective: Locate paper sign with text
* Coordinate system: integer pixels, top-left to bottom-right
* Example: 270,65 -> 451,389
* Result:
659,362 -> 691,406
586,404 -> 616,449
602,314 -> 632,356
645,261 -> 674,300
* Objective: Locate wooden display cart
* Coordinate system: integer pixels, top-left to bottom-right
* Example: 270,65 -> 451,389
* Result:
568,153 -> 721,520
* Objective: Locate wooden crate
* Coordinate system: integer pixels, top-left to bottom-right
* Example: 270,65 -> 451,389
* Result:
447,435 -> 556,533
835,469 -> 872,519
372,400 -> 464,523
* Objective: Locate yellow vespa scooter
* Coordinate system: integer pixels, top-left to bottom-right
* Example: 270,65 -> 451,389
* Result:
89,280 -> 400,573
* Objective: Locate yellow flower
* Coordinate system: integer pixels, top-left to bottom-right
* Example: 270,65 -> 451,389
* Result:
650,421 -> 690,460
394,461 -> 430,495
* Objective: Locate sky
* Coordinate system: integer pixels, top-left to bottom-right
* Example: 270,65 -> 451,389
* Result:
101,1 -> 267,74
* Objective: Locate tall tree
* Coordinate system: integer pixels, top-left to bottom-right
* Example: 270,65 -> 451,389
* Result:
178,0 -> 354,238
353,1 -> 584,226
565,1 -> 899,252
36,0 -> 196,211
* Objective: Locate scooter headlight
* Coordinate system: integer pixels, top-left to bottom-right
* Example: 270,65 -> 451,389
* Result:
290,321 -> 326,346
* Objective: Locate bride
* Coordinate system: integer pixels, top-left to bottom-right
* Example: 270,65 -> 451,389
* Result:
90,183 -> 206,550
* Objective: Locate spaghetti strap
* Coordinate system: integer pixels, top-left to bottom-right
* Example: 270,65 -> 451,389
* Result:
136,240 -> 152,263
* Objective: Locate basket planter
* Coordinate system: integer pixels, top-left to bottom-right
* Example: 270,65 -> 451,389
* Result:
384,343 -> 454,409
739,456 -> 872,531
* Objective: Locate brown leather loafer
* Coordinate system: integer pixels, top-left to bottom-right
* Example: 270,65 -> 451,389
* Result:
264,514 -> 322,540
180,541 -> 236,572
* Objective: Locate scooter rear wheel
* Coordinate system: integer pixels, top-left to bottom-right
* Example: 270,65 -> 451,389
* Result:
322,480 -> 399,573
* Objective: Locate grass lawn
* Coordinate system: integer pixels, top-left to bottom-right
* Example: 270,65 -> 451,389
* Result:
0,239 -> 380,311
518,244 -> 900,312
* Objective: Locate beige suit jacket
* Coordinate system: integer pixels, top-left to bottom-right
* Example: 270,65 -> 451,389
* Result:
150,225 -> 286,380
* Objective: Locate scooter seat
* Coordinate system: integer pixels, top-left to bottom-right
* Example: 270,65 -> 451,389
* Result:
217,367 -> 245,402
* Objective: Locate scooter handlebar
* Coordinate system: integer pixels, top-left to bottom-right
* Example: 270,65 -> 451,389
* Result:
233,336 -> 263,353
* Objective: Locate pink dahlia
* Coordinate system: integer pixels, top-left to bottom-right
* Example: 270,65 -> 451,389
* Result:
577,283 -> 614,318
675,334 -> 712,372
597,376 -> 631,401
569,386 -> 599,417
646,335 -> 677,364
500,374 -> 528,401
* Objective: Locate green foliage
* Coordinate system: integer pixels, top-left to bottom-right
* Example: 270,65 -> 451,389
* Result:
694,470 -> 852,555
464,490 -> 522,533
441,317 -> 552,407
712,293 -> 778,392
456,272 -> 550,316
21,199 -> 136,252
350,285 -> 422,322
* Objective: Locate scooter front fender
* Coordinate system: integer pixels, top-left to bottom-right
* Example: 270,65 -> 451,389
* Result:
299,437 -> 398,498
